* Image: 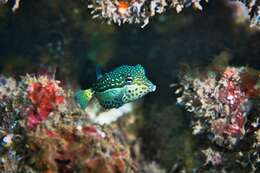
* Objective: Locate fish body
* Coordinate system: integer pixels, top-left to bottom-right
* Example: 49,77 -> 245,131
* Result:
75,65 -> 156,109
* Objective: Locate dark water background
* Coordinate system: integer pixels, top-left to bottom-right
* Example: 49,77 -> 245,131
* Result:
0,0 -> 260,171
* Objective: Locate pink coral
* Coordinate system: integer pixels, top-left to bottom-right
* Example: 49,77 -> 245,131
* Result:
216,67 -> 249,137
176,66 -> 256,148
202,148 -> 222,166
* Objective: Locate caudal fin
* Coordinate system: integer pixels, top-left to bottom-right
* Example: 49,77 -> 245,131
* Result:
75,89 -> 94,109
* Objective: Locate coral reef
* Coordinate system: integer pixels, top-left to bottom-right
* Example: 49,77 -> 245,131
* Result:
175,57 -> 260,172
0,75 -> 135,173
176,66 -> 251,148
88,0 -> 206,27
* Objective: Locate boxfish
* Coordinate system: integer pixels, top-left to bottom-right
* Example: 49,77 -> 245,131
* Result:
75,64 -> 156,109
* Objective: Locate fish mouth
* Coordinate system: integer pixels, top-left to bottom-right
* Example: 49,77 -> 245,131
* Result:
149,84 -> 156,92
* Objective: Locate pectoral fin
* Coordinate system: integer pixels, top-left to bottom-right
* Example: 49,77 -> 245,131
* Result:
95,88 -> 124,109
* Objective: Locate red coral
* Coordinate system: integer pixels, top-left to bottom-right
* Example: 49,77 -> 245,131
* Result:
215,68 -> 249,138
26,79 -> 65,129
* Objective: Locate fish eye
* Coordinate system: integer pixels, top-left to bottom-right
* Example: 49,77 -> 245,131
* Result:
125,77 -> 133,84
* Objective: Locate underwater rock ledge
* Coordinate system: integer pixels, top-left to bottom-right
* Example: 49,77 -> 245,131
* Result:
0,74 -> 135,173
2,0 -> 260,29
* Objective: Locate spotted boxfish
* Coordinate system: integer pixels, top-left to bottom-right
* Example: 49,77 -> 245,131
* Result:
75,65 -> 156,109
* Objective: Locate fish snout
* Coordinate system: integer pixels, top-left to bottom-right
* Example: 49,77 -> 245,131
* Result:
149,84 -> 156,92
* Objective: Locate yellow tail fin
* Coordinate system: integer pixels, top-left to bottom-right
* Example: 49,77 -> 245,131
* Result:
75,89 -> 94,109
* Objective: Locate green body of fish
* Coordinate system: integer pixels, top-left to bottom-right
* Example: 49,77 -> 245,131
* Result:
75,65 -> 156,109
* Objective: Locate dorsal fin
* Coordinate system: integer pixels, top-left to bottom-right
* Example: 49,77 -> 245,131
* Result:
96,65 -> 103,80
